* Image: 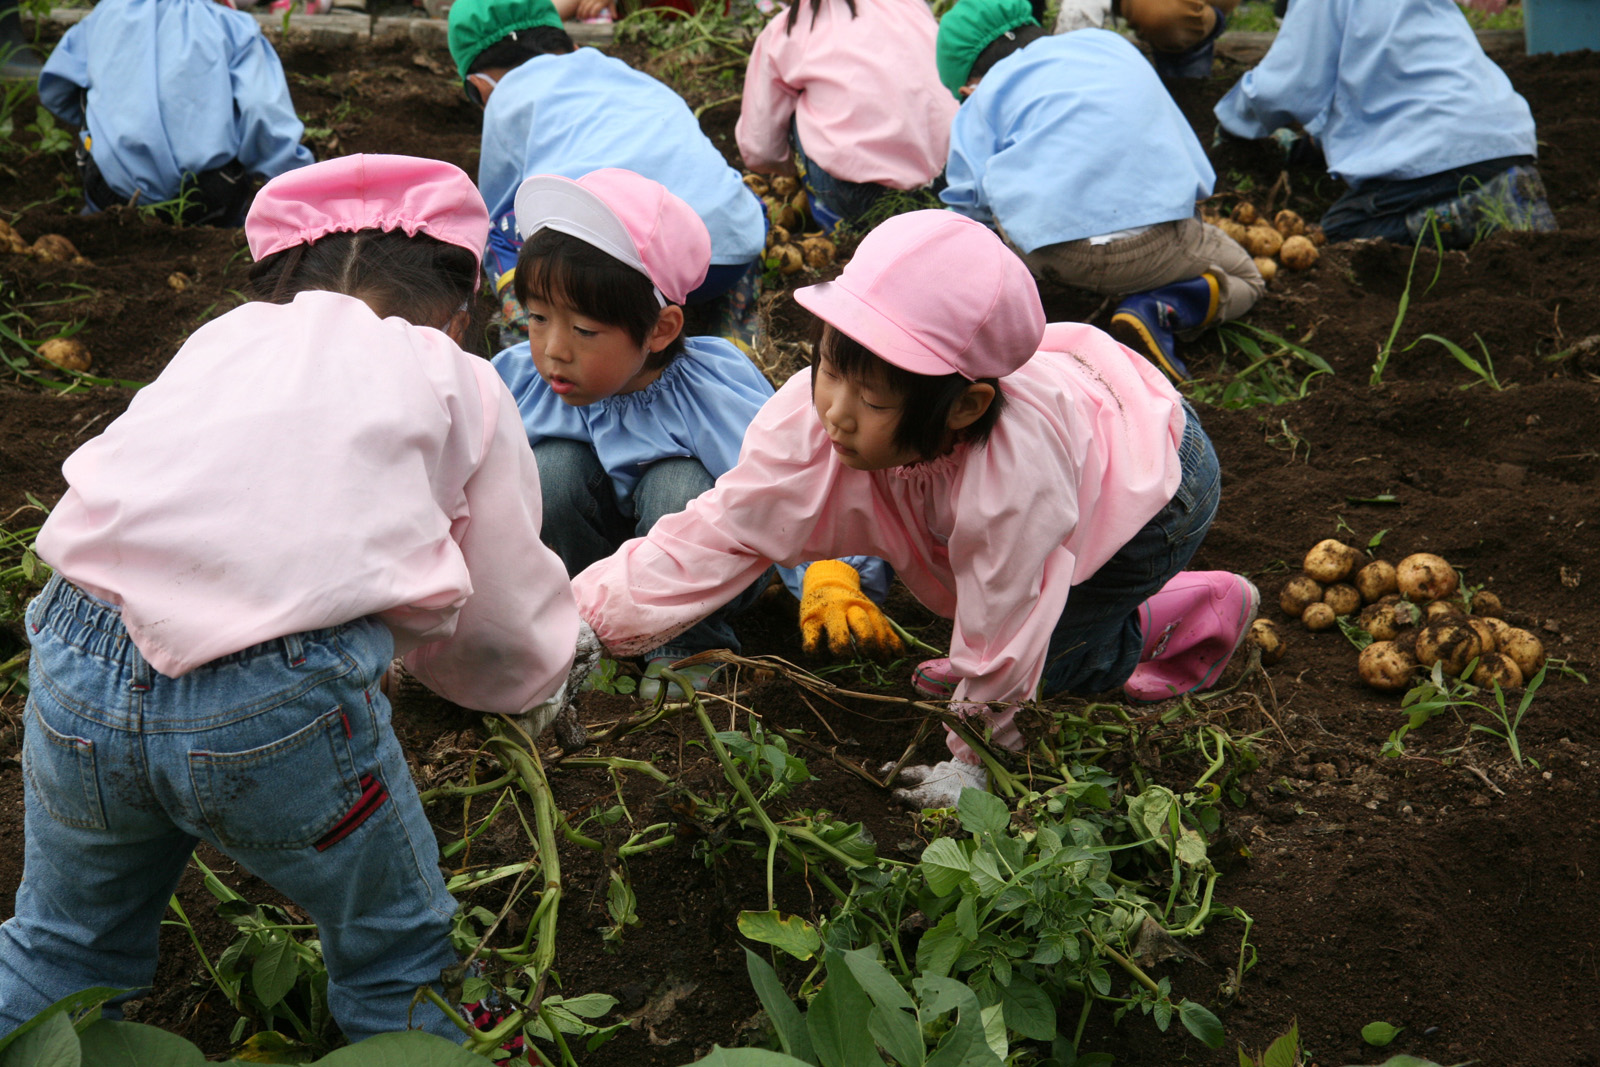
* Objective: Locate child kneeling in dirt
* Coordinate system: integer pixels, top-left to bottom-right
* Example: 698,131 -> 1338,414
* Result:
0,155 -> 589,1044
735,0 -> 957,232
1213,0 -> 1556,248
935,0 -> 1263,383
37,0 -> 313,225
566,210 -> 1260,808
447,0 -> 765,346
493,167 -> 895,700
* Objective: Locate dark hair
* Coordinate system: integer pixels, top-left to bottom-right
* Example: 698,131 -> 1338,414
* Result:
513,229 -> 685,369
969,23 -> 1045,83
248,228 -> 480,335
811,322 -> 1005,460
467,26 -> 575,75
784,0 -> 855,33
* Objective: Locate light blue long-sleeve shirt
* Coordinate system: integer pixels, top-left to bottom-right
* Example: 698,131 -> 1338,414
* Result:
1213,0 -> 1536,188
37,0 -> 313,205
479,48 -> 765,271
940,29 -> 1214,252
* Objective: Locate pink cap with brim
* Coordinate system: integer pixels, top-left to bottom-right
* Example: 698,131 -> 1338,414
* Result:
246,155 -> 491,278
795,210 -> 1045,380
514,169 -> 711,307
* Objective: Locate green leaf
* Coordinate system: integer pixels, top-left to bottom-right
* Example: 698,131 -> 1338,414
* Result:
251,934 -> 300,1009
319,1030 -> 532,1063
808,954 -> 882,1067
548,993 -> 619,1019
997,976 -> 1056,1041
915,914 -> 966,979
1178,1000 -> 1225,1049
0,1010 -> 80,1067
1261,1021 -> 1300,1067
919,838 -> 972,896
839,947 -> 913,1012
0,988 -> 124,1057
738,910 -> 823,961
690,1047 -> 817,1067
1361,1021 -> 1404,1047
77,1020 -> 208,1065
956,788 -> 1009,836
979,1003 -> 1008,1062
743,948 -> 816,1065
968,851 -> 1007,897
868,1006 -> 925,1067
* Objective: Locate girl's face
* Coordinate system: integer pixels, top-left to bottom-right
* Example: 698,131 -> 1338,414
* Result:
525,294 -> 679,406
812,353 -> 921,471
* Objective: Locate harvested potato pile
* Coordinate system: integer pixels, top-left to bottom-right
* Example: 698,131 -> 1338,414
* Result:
745,172 -> 836,274
1201,201 -> 1323,283
1273,540 -> 1547,694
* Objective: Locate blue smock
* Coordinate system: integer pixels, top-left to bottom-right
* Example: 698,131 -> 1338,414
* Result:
1213,0 -> 1536,188
37,0 -> 313,204
941,29 -> 1214,252
479,48 -> 765,278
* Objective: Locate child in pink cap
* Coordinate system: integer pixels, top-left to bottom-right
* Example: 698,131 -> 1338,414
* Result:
0,154 -> 588,1045
493,168 -> 896,699
570,210 -> 1259,806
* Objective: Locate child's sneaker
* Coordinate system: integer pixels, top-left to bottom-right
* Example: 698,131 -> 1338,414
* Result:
912,657 -> 959,698
1123,571 -> 1259,703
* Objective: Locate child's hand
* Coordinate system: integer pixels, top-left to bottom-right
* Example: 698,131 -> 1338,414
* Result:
799,560 -> 905,661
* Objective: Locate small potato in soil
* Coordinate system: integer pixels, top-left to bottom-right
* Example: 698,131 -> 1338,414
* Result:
1253,256 -> 1278,283
769,175 -> 801,199
1305,223 -> 1327,247
1218,218 -> 1250,245
1415,618 -> 1484,677
1273,209 -> 1306,237
1499,627 -> 1546,679
1470,590 -> 1504,617
1360,640 -> 1418,693
766,224 -> 790,249
1233,201 -> 1259,225
31,233 -> 84,264
1280,574 -> 1324,617
1323,582 -> 1361,617
1244,224 -> 1284,258
1466,616 -> 1498,656
1424,599 -> 1465,621
0,219 -> 27,253
769,243 -> 804,275
1355,560 -> 1399,603
1280,235 -> 1319,271
1304,538 -> 1361,583
1481,616 -> 1515,648
1249,617 -> 1286,664
800,236 -> 836,269
742,173 -> 770,196
1397,552 -> 1459,603
1302,602 -> 1336,631
1473,652 -> 1523,690
1359,600 -> 1412,641
37,337 -> 91,373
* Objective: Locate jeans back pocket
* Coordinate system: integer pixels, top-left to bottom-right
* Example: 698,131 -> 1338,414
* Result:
190,706 -> 360,851
23,706 -> 106,831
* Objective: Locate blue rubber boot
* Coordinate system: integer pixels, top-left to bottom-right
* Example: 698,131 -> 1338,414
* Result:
1,7 -> 43,81
1150,5 -> 1227,81
1108,272 -> 1221,383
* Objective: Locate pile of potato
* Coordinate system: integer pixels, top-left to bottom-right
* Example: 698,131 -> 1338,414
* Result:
1201,202 -> 1323,284
1266,539 -> 1546,694
0,220 -> 89,265
743,173 -> 836,275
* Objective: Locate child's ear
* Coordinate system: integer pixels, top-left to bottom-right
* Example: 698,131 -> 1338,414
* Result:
648,304 -> 685,353
947,382 -> 996,432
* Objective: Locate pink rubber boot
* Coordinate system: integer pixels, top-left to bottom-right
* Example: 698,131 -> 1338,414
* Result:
913,658 -> 959,698
1123,572 -> 1260,703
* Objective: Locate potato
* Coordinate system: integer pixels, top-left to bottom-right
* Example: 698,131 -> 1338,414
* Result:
769,243 -> 804,275
765,224 -> 791,250
31,233 -> 83,264
1354,560 -> 1399,603
1414,618 -> 1484,677
1472,652 -> 1523,690
0,219 -> 27,253
1244,225 -> 1284,258
37,337 -> 91,373
1469,590 -> 1504,618
167,271 -> 191,292
1424,600 -> 1464,622
742,173 -> 770,197
1323,582 -> 1361,617
1301,602 -> 1336,632
1279,574 -> 1324,618
1249,618 -> 1285,665
1233,201 -> 1258,226
1217,218 -> 1250,245
769,175 -> 801,199
1466,616 -> 1498,655
1280,235 -> 1319,271
1305,224 -> 1327,247
1358,599 -> 1414,642
1272,209 -> 1306,237
1253,256 -> 1278,284
1498,627 -> 1546,679
1396,553 -> 1458,603
1481,616 -> 1515,648
800,235 -> 836,269
1359,641 -> 1418,693
1304,539 -> 1361,584
771,203 -> 803,232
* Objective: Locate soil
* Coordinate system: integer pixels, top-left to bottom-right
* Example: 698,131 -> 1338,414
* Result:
2,23 -> 1599,1067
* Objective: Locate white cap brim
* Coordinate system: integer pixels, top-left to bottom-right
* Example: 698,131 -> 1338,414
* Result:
513,175 -> 665,306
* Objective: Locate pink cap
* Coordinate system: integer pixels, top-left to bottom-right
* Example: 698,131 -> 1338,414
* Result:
795,211 -> 1045,379
246,155 -> 491,274
514,169 -> 710,306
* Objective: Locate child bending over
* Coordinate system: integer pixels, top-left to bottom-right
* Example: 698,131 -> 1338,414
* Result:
567,210 -> 1259,807
0,155 -> 583,1043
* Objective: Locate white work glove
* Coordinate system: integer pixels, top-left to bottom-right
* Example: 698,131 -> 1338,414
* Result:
884,758 -> 990,809
515,620 -> 602,752
1053,0 -> 1113,33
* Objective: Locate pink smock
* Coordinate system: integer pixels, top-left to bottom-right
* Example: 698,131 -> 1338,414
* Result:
37,290 -> 578,715
574,322 -> 1185,708
735,0 -> 958,189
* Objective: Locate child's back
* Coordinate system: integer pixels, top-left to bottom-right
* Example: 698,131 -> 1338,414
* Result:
37,0 -> 313,218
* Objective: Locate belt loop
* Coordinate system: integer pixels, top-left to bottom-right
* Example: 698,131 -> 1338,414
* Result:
130,654 -> 152,694
282,631 -> 306,669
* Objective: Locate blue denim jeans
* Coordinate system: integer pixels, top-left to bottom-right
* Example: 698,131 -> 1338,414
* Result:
0,576 -> 462,1043
1038,402 -> 1220,696
534,439 -> 768,658
790,120 -> 894,232
1320,154 -> 1535,246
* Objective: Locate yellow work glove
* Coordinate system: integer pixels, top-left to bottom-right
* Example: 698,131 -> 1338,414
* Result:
799,559 -> 905,660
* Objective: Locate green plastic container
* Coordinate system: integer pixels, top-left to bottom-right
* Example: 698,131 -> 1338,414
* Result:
1524,0 -> 1600,54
